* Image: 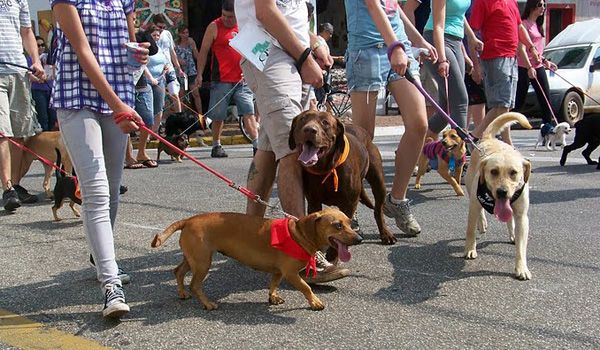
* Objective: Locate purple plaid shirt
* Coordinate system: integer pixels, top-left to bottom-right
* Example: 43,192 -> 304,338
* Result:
50,0 -> 134,114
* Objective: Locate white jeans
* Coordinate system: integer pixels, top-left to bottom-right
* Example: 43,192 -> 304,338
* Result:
57,109 -> 127,288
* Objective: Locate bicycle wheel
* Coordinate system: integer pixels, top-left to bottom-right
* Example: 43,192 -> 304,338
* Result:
238,115 -> 258,143
326,91 -> 352,119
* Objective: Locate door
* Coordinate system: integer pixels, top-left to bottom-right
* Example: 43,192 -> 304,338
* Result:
586,46 -> 600,108
546,4 -> 576,43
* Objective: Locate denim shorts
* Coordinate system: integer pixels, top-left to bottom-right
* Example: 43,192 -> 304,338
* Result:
481,57 -> 518,109
207,81 -> 255,121
151,78 -> 165,116
135,85 -> 154,127
345,44 -> 420,92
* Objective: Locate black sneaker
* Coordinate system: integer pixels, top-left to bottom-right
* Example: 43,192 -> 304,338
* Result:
211,145 -> 228,158
2,188 -> 21,212
119,185 -> 128,195
13,184 -> 38,204
102,283 -> 129,318
90,254 -> 131,284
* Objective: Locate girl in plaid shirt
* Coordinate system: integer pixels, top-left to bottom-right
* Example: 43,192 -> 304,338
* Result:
51,0 -> 149,319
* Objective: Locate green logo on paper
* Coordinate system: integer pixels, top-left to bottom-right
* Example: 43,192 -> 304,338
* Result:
252,40 -> 271,63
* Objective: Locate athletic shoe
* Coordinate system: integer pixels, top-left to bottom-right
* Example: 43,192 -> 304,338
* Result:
211,145 -> 228,158
102,283 -> 129,318
383,194 -> 421,236
13,184 -> 38,204
302,251 -> 350,284
2,188 -> 21,212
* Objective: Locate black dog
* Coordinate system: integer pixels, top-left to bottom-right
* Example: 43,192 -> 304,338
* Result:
560,115 -> 600,169
157,134 -> 189,163
52,149 -> 82,221
164,111 -> 206,137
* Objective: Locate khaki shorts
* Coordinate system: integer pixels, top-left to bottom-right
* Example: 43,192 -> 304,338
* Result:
241,47 -> 306,161
419,65 -> 439,107
0,72 -> 39,138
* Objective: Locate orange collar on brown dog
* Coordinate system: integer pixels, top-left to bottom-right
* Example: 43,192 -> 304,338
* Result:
304,135 -> 350,192
271,218 -> 317,278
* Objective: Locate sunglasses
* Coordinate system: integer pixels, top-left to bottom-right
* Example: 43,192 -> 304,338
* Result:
37,43 -> 45,47
537,2 -> 546,7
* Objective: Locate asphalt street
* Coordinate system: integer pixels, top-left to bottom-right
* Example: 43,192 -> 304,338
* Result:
0,127 -> 599,349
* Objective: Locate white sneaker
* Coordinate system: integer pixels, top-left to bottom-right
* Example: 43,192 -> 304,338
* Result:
383,194 -> 421,236
102,283 -> 129,318
302,251 -> 350,284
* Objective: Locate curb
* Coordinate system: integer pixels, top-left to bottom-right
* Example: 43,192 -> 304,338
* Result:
133,134 -> 250,150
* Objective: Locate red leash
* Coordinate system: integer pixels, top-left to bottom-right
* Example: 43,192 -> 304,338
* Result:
114,112 -> 298,220
0,131 -> 73,178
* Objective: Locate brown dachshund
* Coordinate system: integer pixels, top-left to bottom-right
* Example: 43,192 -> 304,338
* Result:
288,110 -> 395,244
414,129 -> 467,196
157,134 -> 189,162
151,208 -> 362,311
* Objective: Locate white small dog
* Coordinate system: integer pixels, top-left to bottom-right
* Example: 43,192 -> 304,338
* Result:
535,122 -> 571,150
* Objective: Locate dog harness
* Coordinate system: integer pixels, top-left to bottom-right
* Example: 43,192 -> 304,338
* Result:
271,218 -> 317,278
477,180 -> 524,215
304,135 -> 350,192
422,140 -> 466,173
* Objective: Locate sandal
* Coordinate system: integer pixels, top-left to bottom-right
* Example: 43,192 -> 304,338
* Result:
139,159 -> 158,168
124,162 -> 143,169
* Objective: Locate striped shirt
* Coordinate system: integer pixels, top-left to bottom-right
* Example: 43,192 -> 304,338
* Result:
50,0 -> 135,114
0,0 -> 31,74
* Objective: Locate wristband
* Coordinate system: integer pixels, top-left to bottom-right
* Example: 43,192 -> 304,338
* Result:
386,40 -> 405,61
295,48 -> 312,72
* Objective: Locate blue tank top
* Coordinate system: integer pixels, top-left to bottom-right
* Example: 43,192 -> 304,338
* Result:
345,0 -> 410,50
424,0 -> 471,39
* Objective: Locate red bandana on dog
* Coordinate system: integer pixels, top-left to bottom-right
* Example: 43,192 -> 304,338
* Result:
304,135 -> 350,192
271,218 -> 317,278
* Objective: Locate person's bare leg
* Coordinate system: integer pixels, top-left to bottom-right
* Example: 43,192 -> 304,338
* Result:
152,112 -> 163,134
246,150 -> 277,217
136,130 -> 151,161
276,153 -> 305,218
349,90 -> 378,139
388,79 -> 428,200
469,103 -> 486,130
9,138 -> 25,184
125,136 -> 137,166
170,93 -> 182,113
211,120 -> 224,146
0,139 -> 12,190
192,89 -> 202,114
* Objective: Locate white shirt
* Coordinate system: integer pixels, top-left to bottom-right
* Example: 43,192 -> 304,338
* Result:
158,29 -> 175,67
235,0 -> 310,49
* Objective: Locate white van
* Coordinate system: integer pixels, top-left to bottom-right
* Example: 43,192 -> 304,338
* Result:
522,18 -> 600,125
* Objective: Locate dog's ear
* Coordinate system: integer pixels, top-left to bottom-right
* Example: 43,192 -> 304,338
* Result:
522,159 -> 531,183
479,159 -> 488,184
288,114 -> 300,151
334,117 -> 345,150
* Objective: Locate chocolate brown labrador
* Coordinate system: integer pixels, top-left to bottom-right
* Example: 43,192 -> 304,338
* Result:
151,208 -> 362,310
288,110 -> 395,244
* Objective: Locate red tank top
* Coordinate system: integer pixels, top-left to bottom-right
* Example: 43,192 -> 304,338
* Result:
210,18 -> 242,83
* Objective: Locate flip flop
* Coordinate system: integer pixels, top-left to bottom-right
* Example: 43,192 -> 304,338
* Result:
124,162 -> 143,169
139,159 -> 158,168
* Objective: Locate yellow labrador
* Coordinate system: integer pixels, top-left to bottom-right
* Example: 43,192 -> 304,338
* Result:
464,112 -> 533,280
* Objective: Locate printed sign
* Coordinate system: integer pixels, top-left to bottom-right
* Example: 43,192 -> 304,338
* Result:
230,23 -> 273,72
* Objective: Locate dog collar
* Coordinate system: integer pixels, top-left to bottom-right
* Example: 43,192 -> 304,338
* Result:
477,180 -> 525,215
304,135 -> 350,192
270,218 -> 317,278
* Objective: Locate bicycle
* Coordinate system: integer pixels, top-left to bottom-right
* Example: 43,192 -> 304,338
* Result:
316,69 -> 352,119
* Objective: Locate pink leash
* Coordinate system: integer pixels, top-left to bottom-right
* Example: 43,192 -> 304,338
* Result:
531,77 -> 560,125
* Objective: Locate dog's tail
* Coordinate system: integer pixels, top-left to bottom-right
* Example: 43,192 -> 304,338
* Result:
482,112 -> 532,140
151,219 -> 186,248
55,148 -> 63,178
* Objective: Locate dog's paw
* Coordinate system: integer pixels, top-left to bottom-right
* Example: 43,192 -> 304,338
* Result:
178,290 -> 191,299
589,160 -> 599,165
309,297 -> 325,311
464,250 -> 478,259
414,183 -> 422,190
203,301 -> 219,311
269,294 -> 285,305
455,189 -> 465,196
515,266 -> 532,280
380,231 -> 398,245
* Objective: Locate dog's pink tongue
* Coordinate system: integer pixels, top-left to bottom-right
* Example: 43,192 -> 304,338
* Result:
336,240 -> 351,263
298,144 -> 319,166
494,198 -> 513,222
